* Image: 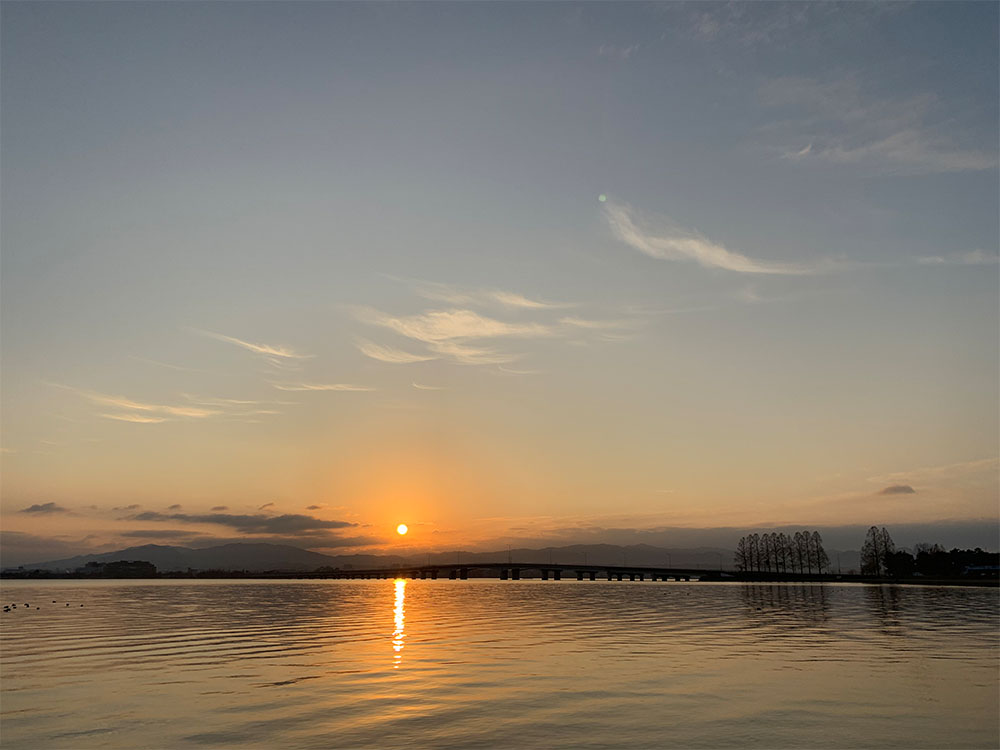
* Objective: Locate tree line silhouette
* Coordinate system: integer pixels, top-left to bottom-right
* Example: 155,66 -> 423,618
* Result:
861,526 -> 997,578
734,531 -> 829,574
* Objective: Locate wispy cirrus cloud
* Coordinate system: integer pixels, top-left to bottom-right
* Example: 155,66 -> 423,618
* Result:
761,75 -> 997,174
497,365 -> 542,376
426,340 -> 518,365
271,382 -> 375,392
182,395 -> 290,407
356,285 -> 630,367
686,2 -> 896,48
53,384 -> 288,425
101,413 -> 170,423
355,307 -> 554,342
408,280 -> 572,310
355,338 -> 437,364
87,393 -> 217,418
490,291 -> 569,310
604,200 -> 814,275
195,329 -> 312,360
51,384 -> 221,423
598,43 -> 639,60
559,316 -> 635,331
353,306 -> 553,365
181,394 -> 291,419
412,382 -> 446,391
869,458 -> 999,486
128,356 -> 207,373
916,249 -> 999,267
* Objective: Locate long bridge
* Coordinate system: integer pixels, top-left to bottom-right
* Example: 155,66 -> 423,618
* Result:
268,562 -> 721,581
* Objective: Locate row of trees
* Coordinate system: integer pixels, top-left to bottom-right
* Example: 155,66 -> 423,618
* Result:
734,531 -> 829,574
862,526 -> 998,577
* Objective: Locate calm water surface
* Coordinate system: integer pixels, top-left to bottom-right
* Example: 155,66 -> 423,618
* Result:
1,580 -> 997,748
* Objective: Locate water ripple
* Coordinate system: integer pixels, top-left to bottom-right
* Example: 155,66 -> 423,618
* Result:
1,580 -> 997,749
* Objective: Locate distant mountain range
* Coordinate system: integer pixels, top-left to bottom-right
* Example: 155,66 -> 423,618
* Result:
6,541 -> 863,574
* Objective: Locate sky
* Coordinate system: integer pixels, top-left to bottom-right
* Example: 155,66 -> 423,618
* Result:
2,2 -> 998,565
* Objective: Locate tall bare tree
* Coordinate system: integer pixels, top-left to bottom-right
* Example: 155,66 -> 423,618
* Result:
811,531 -> 829,574
792,531 -> 806,573
861,526 -> 895,576
735,536 -> 749,572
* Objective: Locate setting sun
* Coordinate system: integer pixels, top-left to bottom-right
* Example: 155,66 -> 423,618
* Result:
396,524 -> 408,535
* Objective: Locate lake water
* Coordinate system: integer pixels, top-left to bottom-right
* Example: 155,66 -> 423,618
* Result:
1,580 -> 997,748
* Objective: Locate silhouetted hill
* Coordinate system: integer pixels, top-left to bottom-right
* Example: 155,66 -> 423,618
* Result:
20,543 -> 342,573
13,540 -> 862,574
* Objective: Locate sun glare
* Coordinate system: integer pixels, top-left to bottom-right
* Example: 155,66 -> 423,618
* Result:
396,523 -> 408,535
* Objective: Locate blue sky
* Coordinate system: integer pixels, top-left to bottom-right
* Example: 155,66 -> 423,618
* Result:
2,2 -> 997,562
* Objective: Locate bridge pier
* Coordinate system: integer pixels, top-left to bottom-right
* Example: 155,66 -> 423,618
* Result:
449,569 -> 457,579
589,571 -> 597,581
511,568 -> 520,580
459,567 -> 468,580
629,573 -> 636,581
500,568 -> 509,580
420,570 -> 426,579
430,569 -> 438,580
553,570 -> 561,581
576,570 -> 584,581
541,569 -> 549,581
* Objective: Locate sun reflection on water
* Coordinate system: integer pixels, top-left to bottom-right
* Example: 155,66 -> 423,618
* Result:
392,579 -> 405,668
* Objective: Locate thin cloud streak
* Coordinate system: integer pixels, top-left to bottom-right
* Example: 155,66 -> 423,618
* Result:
869,457 -> 999,485
101,413 -> 171,424
761,75 -> 997,174
356,338 -> 437,363
195,329 -> 312,360
355,307 -> 554,342
427,340 -> 519,365
51,384 -> 221,422
353,306 -> 553,365
916,250 -> 1000,267
128,356 -> 206,373
497,365 -> 542,376
408,280 -> 572,310
86,393 -> 217,418
271,382 -> 375,392
559,316 -> 634,330
603,200 -> 815,275
489,291 -> 570,310
51,384 -> 288,424
182,395 -> 295,407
